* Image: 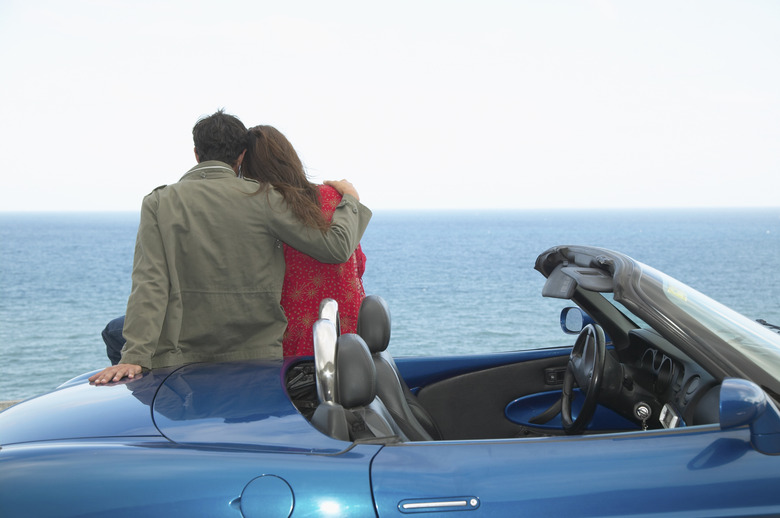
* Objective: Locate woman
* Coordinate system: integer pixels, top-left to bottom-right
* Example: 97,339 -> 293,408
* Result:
242,125 -> 366,356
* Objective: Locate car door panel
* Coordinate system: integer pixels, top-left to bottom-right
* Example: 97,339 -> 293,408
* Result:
414,355 -> 569,439
371,426 -> 780,516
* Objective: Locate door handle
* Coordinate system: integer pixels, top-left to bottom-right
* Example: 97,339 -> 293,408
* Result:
399,497 -> 480,513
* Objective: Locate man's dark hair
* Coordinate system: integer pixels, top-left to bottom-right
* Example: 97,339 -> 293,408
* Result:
192,109 -> 248,167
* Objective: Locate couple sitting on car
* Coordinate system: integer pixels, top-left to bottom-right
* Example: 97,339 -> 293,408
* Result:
90,111 -> 371,385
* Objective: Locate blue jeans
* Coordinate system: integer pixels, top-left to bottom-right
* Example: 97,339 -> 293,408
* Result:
101,316 -> 126,365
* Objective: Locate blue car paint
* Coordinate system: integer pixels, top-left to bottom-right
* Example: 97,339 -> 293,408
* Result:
504,389 -> 640,430
152,360 -> 349,453
720,378 -> 780,455
0,371 -> 167,445
395,348 -> 572,391
0,439 -> 380,517
3,358 -> 780,516
0,360 -> 380,517
371,426 -> 780,516
1,360 -> 356,454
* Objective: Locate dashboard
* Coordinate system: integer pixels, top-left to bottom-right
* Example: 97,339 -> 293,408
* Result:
626,329 -> 718,428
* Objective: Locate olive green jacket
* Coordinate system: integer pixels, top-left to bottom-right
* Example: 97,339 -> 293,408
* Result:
120,161 -> 372,369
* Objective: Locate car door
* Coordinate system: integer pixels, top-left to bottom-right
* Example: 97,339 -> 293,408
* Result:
399,350 -> 571,439
370,425 -> 780,516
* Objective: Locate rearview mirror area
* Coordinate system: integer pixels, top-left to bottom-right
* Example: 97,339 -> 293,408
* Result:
720,378 -> 780,455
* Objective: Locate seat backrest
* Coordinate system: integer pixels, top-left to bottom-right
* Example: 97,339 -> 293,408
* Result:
310,320 -> 407,442
357,295 -> 441,441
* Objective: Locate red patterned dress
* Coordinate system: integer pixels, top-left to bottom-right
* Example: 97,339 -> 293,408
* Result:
281,185 -> 366,356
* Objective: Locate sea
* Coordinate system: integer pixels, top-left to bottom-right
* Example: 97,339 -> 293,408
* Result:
1,209 -> 779,402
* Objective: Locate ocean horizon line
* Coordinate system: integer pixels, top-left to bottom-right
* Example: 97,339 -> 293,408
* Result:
1,206 -> 779,216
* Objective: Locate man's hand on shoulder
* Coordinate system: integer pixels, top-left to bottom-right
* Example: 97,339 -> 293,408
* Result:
324,179 -> 359,201
89,364 -> 143,385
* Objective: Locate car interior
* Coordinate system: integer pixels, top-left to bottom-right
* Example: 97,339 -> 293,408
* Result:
286,286 -> 723,443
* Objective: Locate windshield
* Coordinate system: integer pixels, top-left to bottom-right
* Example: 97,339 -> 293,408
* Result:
655,269 -> 780,379
605,293 -> 650,331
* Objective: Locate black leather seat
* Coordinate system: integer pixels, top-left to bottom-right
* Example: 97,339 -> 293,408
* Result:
310,319 -> 408,442
357,295 -> 441,441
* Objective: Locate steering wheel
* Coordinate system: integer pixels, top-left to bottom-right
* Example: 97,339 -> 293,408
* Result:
561,323 -> 606,435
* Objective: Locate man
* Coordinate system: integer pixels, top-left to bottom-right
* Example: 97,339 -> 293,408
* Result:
90,110 -> 371,384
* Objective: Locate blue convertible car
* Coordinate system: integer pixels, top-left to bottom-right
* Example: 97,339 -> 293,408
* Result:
2,245 -> 780,517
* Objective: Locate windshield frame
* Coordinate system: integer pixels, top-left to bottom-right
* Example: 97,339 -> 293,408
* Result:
656,267 -> 780,376
621,261 -> 780,397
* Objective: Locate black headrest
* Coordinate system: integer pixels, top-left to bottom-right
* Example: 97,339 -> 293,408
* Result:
335,333 -> 377,408
357,295 -> 391,354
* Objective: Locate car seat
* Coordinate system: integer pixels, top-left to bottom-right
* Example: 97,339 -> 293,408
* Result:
310,319 -> 408,442
357,295 -> 442,441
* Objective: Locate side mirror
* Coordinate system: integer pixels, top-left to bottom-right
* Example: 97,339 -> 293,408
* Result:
720,378 -> 780,455
560,307 -> 594,335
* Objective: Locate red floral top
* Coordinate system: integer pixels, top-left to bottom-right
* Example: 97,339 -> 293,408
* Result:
281,185 -> 366,356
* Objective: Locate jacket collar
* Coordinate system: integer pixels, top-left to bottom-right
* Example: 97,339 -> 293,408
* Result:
180,160 -> 237,181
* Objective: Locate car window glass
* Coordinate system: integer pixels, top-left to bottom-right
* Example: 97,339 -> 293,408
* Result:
662,277 -> 780,379
604,293 -> 650,330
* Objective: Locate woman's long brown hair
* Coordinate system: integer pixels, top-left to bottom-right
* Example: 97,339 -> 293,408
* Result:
242,125 -> 329,231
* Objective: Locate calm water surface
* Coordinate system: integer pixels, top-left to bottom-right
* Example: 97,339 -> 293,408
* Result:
1,209 -> 778,401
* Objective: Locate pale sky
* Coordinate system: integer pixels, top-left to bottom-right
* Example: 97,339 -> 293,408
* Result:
1,0 -> 778,211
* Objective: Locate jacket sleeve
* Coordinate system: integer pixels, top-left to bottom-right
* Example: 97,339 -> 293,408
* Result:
119,192 -> 170,369
268,192 -> 372,264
